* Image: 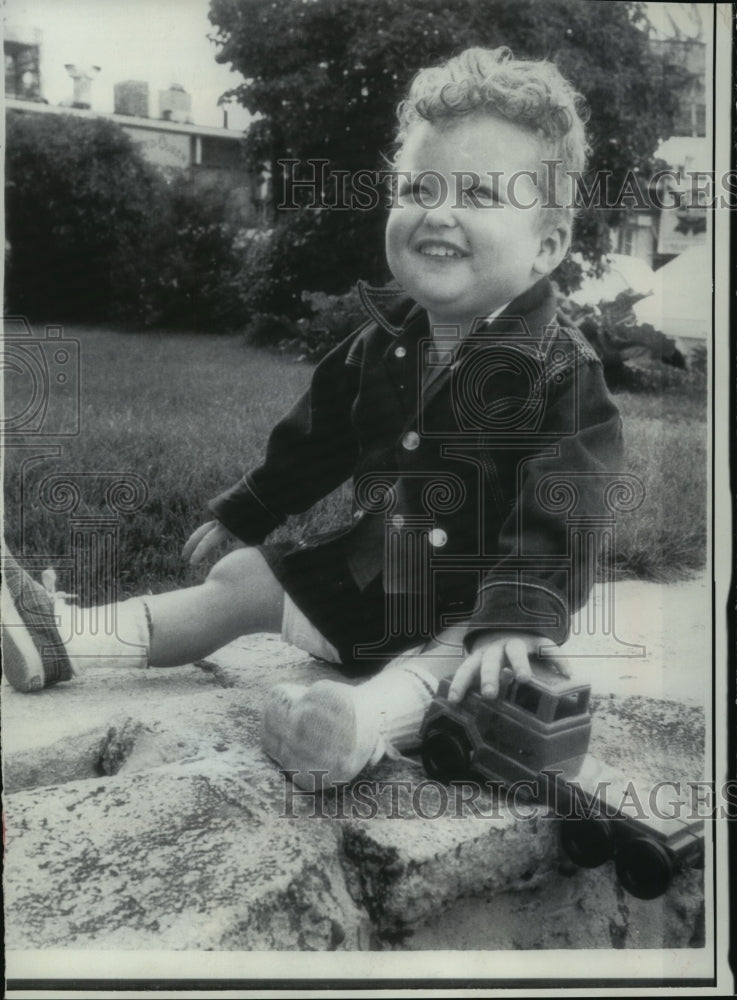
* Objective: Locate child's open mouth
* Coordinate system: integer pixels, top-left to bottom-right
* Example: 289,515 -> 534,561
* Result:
415,239 -> 468,259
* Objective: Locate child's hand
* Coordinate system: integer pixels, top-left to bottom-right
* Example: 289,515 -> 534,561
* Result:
182,520 -> 236,564
448,632 -> 547,704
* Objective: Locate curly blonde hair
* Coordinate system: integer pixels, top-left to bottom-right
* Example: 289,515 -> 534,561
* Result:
395,46 -> 590,220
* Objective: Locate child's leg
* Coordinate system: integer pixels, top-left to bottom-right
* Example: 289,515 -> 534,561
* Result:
145,547 -> 284,667
2,545 -> 284,691
261,627 -> 468,788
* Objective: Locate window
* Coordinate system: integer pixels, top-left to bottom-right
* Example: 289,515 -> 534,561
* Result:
5,42 -> 41,100
553,690 -> 589,721
513,683 -> 542,715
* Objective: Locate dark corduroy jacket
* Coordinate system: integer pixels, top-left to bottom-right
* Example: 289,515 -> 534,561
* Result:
209,277 -> 623,654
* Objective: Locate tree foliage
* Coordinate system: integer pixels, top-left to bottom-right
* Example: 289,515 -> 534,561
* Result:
209,0 -> 680,305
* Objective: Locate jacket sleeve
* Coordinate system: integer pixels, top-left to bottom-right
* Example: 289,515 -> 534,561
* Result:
463,352 -> 624,650
208,328 -> 365,544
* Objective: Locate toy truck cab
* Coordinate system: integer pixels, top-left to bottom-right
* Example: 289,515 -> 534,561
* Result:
419,662 -> 705,900
420,659 -> 592,787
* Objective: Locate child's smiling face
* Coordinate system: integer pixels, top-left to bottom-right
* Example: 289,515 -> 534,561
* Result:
385,114 -> 570,332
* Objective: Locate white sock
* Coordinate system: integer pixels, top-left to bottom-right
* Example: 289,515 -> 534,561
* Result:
54,595 -> 151,672
262,662 -> 440,788
356,662 -> 439,761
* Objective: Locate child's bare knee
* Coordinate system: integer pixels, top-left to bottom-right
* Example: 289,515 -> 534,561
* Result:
205,546 -> 265,590
205,546 -> 284,629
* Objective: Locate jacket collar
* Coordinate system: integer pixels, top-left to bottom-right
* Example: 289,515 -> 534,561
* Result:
357,280 -> 421,337
476,278 -> 557,335
358,277 -> 557,339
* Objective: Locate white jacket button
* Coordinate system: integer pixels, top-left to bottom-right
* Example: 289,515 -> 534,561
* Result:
394,346 -> 407,358
429,528 -> 448,547
402,430 -> 420,450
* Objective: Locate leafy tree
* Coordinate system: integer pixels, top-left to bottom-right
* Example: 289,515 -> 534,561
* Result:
5,112 -> 164,320
210,0 -> 680,309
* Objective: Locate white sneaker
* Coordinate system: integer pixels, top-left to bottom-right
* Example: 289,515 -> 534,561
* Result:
1,549 -> 74,692
261,680 -> 382,790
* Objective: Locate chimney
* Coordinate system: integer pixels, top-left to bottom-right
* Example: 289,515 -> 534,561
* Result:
64,63 -> 100,109
114,80 -> 149,118
159,83 -> 191,123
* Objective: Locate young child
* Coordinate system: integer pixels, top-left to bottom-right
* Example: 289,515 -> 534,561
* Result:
2,47 -> 622,789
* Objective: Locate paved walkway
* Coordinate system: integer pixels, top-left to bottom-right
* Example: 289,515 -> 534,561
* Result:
556,574 -> 710,706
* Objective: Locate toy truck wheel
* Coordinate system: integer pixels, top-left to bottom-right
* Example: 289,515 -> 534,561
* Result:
614,837 -> 673,900
421,724 -> 472,783
560,816 -> 614,868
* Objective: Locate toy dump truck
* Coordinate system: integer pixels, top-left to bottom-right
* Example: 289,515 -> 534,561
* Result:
419,661 -> 704,900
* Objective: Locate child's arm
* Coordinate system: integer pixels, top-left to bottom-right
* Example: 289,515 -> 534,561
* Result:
461,335 -> 623,675
200,326 -> 367,549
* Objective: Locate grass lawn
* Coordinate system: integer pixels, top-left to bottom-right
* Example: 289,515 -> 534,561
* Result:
4,325 -> 707,600
609,386 -> 707,582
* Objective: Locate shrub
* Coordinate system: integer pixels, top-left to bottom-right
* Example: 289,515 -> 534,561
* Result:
5,111 -> 258,330
689,344 -> 708,376
243,286 -> 367,359
559,290 -> 697,393
5,111 -> 163,321
614,364 -> 706,398
137,175 -> 251,331
295,287 -> 366,358
235,207 -> 388,320
243,311 -> 301,349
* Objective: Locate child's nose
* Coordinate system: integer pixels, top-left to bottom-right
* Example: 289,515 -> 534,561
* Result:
423,199 -> 458,227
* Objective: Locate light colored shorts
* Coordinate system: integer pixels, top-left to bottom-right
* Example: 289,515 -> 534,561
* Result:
281,591 -> 342,664
281,593 -> 466,670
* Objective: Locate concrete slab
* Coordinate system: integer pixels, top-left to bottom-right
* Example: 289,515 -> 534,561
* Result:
2,576 -> 710,950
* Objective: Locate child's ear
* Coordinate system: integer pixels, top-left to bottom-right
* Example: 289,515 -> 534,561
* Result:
533,218 -> 572,276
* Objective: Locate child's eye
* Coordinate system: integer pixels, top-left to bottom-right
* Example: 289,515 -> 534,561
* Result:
398,179 -> 436,202
462,185 -> 500,207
